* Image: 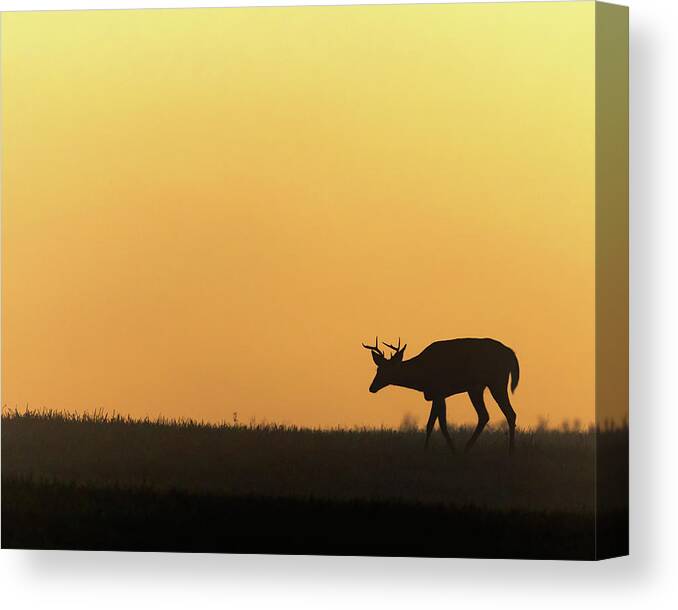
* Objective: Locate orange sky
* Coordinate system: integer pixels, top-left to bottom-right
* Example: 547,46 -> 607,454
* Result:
2,3 -> 597,429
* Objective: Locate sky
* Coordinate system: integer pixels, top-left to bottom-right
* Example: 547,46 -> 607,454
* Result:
2,3 -> 598,429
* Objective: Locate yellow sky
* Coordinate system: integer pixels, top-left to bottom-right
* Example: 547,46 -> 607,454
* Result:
2,3 -> 596,428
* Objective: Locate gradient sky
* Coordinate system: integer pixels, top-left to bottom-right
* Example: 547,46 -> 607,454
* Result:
2,3 -> 596,428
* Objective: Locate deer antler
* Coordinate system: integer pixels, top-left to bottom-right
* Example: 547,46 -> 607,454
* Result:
382,337 -> 401,353
362,336 -> 384,357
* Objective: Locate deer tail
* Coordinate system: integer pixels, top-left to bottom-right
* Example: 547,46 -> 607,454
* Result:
509,350 -> 520,393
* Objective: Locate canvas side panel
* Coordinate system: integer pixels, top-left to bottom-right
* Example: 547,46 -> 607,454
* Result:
595,1 -> 629,560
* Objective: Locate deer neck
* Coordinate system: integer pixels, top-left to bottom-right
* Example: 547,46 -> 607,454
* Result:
390,361 -> 425,392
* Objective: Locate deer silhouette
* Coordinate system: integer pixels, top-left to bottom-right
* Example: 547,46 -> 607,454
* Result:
363,337 -> 519,454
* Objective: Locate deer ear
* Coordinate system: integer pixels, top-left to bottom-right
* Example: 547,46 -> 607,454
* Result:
371,351 -> 385,366
393,345 -> 407,362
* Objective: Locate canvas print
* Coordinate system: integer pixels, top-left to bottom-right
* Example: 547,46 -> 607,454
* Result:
0,2 -> 628,559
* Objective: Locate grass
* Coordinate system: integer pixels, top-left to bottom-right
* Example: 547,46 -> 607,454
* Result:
0,409 -> 628,558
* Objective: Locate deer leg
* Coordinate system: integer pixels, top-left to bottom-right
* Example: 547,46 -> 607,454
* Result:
489,383 -> 517,455
424,401 -> 439,449
435,398 -> 456,453
466,387 -> 490,453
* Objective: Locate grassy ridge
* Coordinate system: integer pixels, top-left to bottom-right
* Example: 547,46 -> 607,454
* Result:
0,409 -> 627,512
1,411 -> 628,558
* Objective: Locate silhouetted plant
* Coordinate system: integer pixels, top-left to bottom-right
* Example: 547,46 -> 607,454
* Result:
398,412 -> 419,433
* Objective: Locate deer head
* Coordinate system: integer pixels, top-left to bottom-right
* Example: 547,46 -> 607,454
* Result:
362,336 -> 407,393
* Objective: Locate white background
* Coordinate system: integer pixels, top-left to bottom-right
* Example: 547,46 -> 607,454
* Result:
0,0 -> 676,608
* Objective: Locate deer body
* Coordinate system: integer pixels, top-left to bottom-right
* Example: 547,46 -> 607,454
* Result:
363,338 -> 519,454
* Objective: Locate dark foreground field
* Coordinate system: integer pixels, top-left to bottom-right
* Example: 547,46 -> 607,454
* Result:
1,411 -> 628,559
2,477 -> 628,559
